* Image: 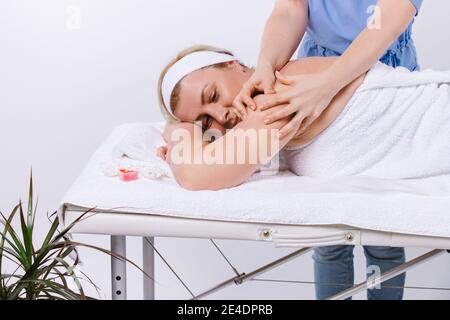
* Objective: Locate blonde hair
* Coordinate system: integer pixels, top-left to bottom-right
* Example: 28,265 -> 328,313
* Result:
157,45 -> 235,122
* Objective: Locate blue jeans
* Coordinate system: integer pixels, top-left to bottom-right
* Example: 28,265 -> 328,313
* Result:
313,245 -> 406,300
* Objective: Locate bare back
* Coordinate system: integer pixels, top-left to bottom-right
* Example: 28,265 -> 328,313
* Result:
273,57 -> 367,148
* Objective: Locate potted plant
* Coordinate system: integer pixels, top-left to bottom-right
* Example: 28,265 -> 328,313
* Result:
0,172 -> 146,300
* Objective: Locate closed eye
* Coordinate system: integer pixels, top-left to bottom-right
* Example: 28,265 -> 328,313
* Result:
201,115 -> 213,131
211,89 -> 219,103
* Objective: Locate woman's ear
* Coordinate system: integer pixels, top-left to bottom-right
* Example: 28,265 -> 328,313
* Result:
227,60 -> 238,67
229,60 -> 248,73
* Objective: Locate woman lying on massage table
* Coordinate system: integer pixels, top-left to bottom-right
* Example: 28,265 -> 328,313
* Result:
157,45 -> 450,191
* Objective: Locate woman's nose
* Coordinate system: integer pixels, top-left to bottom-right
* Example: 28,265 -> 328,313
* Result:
209,104 -> 230,124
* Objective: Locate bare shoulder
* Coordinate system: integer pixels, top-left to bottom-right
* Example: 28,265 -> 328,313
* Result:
280,56 -> 338,76
249,94 -> 293,126
253,93 -> 273,107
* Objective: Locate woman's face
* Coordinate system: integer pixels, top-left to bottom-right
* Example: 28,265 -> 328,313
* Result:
173,61 -> 251,133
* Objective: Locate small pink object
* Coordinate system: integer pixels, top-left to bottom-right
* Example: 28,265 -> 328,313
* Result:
118,168 -> 139,182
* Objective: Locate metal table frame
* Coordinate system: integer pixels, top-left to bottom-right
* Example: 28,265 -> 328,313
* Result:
60,205 -> 450,300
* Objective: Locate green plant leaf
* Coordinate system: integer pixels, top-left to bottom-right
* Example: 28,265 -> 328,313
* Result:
0,274 -> 21,281
7,281 -> 27,300
65,240 -> 155,281
2,173 -> 149,300
54,257 -> 85,299
0,245 -> 23,268
41,216 -> 60,253
0,207 -> 29,269
27,169 -> 34,229
19,201 -> 33,268
40,246 -> 77,283
8,279 -> 82,300
0,203 -> 20,273
51,207 -> 97,244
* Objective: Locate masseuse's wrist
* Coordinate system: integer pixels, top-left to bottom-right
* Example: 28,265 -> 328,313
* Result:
256,58 -> 275,73
321,68 -> 344,96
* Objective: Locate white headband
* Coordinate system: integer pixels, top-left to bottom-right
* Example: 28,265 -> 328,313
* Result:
161,51 -> 235,119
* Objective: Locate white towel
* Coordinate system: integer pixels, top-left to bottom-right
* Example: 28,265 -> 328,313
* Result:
282,62 -> 450,179
107,122 -> 280,180
102,122 -> 172,179
63,122 -> 450,238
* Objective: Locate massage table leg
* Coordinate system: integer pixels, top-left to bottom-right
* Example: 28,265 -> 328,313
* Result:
143,237 -> 155,300
328,249 -> 446,300
111,235 -> 127,300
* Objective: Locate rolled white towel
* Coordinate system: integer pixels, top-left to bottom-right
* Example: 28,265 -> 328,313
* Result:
101,122 -> 172,180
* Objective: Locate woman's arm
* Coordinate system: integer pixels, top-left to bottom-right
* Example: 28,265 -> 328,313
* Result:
257,0 -> 308,72
324,0 -> 417,93
260,0 -> 418,137
164,97 -> 298,191
232,0 -> 308,113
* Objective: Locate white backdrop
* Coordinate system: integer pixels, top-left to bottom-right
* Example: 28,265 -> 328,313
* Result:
1,0 -> 449,300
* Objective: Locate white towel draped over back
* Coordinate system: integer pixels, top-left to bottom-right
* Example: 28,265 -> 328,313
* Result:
282,62 -> 450,179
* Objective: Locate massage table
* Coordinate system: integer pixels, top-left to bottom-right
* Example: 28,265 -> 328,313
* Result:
59,123 -> 450,300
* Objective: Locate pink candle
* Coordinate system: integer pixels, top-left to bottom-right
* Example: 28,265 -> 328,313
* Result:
118,168 -> 139,182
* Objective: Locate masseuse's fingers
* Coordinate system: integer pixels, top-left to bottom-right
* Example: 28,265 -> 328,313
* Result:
232,97 -> 246,119
233,84 -> 255,117
296,115 -> 316,136
275,70 -> 295,85
230,107 -> 242,121
264,104 -> 298,125
243,93 -> 257,112
259,91 -> 291,111
264,87 -> 276,95
278,113 -> 306,138
232,99 -> 245,118
243,82 -> 258,110
260,79 -> 276,95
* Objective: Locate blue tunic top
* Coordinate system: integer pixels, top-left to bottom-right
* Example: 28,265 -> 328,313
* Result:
298,0 -> 423,71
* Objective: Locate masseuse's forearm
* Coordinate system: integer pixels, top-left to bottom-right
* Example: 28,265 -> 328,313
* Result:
325,0 -> 417,93
257,0 -> 308,71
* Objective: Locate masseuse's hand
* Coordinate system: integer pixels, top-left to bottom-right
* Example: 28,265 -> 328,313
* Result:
259,70 -> 340,138
232,62 -> 276,118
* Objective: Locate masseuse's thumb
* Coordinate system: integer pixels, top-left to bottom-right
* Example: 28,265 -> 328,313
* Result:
262,79 -> 276,95
275,70 -> 295,85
